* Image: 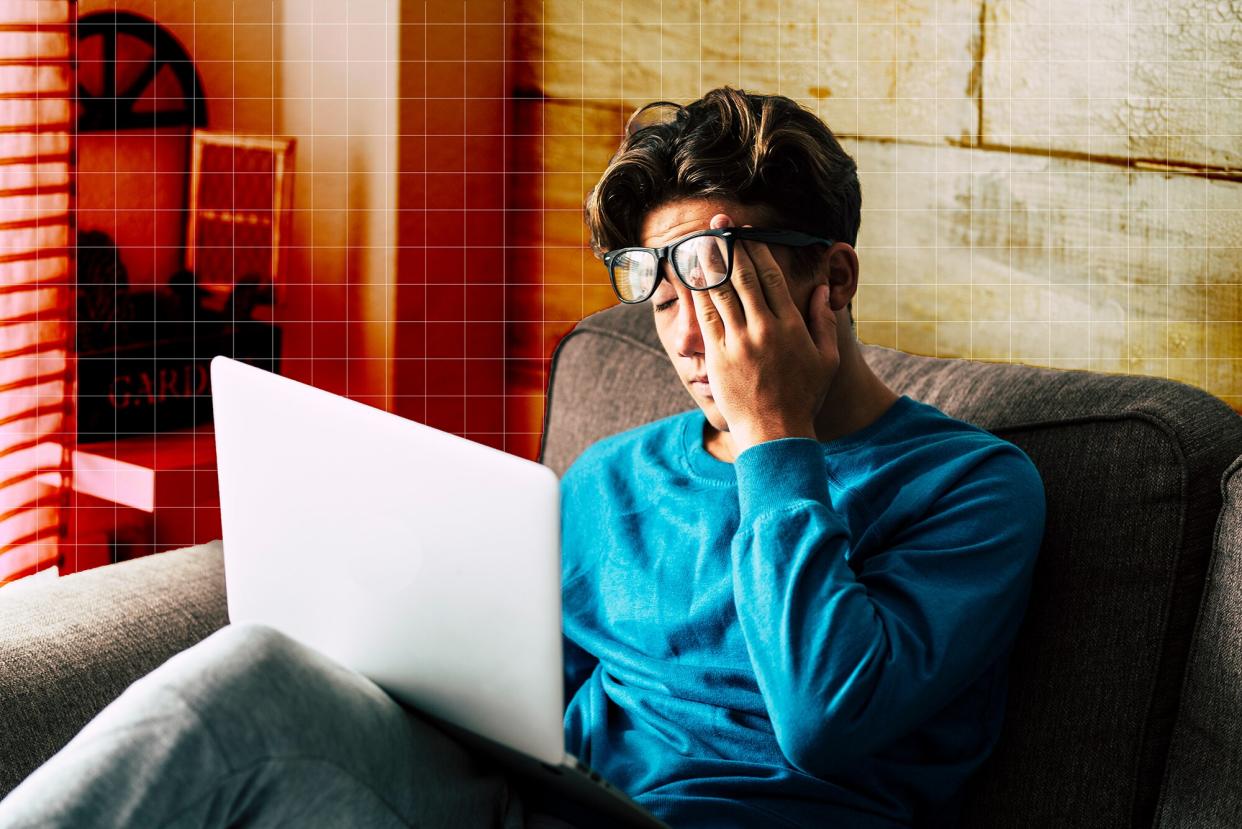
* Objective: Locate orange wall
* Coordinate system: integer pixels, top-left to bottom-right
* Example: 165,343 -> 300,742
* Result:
394,1 -> 519,454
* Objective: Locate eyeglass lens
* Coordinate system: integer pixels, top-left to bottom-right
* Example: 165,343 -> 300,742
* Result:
611,250 -> 659,302
610,233 -> 735,302
673,235 -> 730,290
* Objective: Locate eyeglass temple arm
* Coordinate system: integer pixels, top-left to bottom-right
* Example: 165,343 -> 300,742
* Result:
725,228 -> 835,246
602,229 -> 836,263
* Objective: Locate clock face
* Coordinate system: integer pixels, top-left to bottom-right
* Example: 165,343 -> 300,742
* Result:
76,11 -> 207,131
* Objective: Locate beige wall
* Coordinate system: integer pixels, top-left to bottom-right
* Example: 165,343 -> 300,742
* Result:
275,0 -> 399,406
515,0 -> 1242,409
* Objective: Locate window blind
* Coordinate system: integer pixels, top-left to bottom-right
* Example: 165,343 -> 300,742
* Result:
0,0 -> 72,584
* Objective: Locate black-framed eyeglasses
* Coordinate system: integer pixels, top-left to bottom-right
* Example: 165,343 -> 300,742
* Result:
603,227 -> 835,304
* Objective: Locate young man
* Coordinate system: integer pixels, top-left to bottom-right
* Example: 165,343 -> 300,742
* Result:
0,87 -> 1044,829
556,87 -> 1045,828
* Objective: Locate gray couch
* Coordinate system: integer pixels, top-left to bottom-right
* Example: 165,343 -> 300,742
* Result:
2,302 -> 1240,828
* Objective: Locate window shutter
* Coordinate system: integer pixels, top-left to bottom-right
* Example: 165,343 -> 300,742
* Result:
0,0 -> 72,584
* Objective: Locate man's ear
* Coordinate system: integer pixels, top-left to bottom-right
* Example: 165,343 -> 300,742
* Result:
823,243 -> 859,313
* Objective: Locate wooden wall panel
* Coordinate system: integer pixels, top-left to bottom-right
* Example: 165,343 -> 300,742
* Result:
847,139 -> 1242,406
511,98 -> 1242,411
981,0 -> 1242,170
516,0 -> 980,146
510,2 -> 1241,421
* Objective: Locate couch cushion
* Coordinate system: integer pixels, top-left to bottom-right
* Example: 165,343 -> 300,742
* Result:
1155,457 -> 1242,828
0,541 -> 227,798
541,302 -> 1242,828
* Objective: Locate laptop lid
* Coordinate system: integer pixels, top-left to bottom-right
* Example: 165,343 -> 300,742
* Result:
210,356 -> 566,766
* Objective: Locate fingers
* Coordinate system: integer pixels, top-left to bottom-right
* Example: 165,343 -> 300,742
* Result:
704,214 -> 759,325
739,233 -> 798,320
690,280 -> 727,345
706,215 -> 784,325
694,215 -> 746,335
703,274 -> 747,334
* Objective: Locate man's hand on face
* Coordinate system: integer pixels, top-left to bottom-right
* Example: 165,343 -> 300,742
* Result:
689,213 -> 842,456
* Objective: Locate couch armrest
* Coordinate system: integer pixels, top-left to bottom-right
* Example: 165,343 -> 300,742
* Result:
0,541 -> 227,798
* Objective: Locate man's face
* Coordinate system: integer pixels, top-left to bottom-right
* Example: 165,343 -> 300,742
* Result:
639,197 -> 825,434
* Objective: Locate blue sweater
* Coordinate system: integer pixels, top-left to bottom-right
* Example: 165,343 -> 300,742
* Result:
560,395 -> 1046,828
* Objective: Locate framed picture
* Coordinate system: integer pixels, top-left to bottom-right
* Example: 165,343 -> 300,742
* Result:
185,130 -> 296,312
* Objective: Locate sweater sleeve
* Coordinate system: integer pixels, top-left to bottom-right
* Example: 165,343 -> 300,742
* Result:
729,436 -> 1045,778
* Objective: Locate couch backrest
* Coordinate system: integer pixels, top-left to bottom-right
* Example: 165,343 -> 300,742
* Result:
1155,457 -> 1242,829
540,302 -> 1242,829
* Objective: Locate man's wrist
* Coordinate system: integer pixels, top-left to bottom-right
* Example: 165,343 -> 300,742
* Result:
731,420 -> 817,455
733,436 -> 831,520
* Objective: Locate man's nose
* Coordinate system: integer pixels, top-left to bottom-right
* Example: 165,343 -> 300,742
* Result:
671,289 -> 704,358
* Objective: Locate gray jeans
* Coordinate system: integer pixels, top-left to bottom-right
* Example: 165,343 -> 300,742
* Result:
0,622 -> 578,828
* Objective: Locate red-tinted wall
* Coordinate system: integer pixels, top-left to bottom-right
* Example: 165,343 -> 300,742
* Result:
394,1 -> 522,455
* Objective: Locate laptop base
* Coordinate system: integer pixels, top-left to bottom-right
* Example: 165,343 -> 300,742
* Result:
413,707 -> 671,829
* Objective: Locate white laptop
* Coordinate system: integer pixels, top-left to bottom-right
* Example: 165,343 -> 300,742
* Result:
210,356 -> 669,829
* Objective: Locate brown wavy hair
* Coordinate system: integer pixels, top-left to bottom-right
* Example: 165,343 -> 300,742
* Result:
584,87 -> 861,294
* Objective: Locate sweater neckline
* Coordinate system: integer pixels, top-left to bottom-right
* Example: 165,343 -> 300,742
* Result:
679,395 -> 915,484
